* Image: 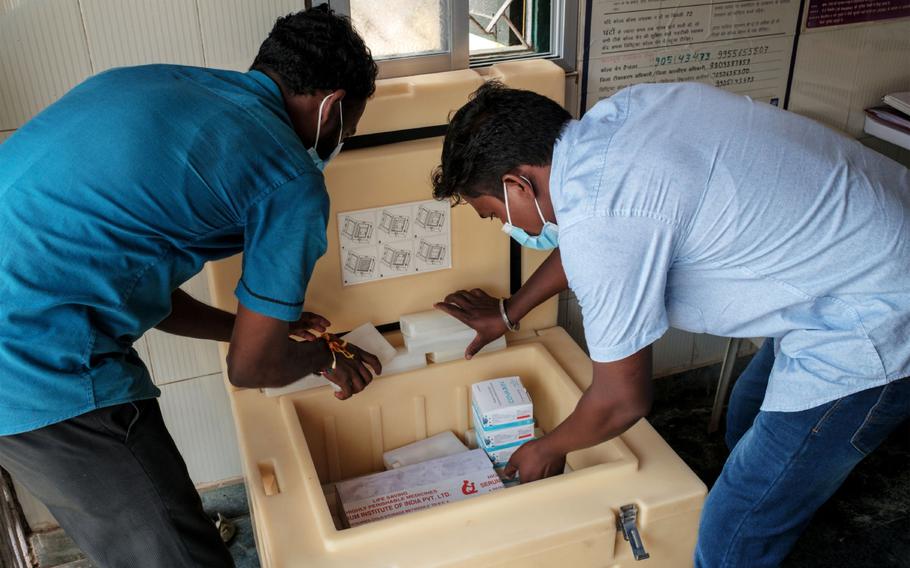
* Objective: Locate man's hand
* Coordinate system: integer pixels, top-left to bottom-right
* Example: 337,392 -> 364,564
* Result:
322,342 -> 382,400
289,312 -> 331,341
501,347 -> 653,484
434,288 -> 508,359
503,438 -> 566,483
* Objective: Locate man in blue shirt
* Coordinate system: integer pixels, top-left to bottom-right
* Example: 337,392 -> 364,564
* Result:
434,82 -> 910,566
0,7 -> 380,566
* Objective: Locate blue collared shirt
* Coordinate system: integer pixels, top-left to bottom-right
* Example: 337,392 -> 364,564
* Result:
0,65 -> 328,434
552,82 -> 910,411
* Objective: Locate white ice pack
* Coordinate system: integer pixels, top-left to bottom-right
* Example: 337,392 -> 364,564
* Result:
400,309 -> 478,354
381,347 -> 428,376
399,309 -> 471,337
382,431 -> 468,470
471,377 -> 533,430
336,449 -> 504,527
343,322 -> 398,364
427,335 -> 507,363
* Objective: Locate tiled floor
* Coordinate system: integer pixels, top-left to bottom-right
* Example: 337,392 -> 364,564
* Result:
28,482 -> 259,568
27,354 -> 910,567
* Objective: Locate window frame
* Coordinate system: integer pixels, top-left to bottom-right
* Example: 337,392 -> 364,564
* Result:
469,0 -> 578,72
326,0 -> 577,79
327,0 -> 469,79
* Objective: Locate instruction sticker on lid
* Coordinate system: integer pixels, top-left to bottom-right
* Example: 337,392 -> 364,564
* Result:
471,377 -> 534,431
338,199 -> 452,286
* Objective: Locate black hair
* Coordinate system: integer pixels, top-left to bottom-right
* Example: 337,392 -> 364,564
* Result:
432,81 -> 571,204
252,5 -> 378,101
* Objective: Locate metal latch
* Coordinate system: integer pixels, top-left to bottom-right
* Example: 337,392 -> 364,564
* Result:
617,504 -> 650,561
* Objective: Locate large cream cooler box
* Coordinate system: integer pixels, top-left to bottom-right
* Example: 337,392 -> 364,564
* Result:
207,60 -> 706,567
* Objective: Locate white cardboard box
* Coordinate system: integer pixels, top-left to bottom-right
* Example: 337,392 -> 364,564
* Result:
382,431 -> 468,470
336,449 -> 504,527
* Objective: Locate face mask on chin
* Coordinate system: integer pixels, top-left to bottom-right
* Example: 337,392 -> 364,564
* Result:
500,176 -> 559,250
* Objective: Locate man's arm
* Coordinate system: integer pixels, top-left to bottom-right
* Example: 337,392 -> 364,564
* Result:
155,289 -> 235,342
504,248 -> 569,324
504,345 -> 653,482
226,305 -> 381,398
435,249 -> 568,358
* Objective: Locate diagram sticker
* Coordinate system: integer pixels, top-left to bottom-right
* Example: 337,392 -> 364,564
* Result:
338,199 -> 451,286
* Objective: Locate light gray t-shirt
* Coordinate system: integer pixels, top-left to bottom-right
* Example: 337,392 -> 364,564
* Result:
551,82 -> 910,412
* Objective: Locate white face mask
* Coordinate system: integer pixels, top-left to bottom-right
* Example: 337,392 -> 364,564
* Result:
307,93 -> 344,172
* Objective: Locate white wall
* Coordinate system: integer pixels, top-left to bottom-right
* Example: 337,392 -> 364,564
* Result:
788,17 -> 910,166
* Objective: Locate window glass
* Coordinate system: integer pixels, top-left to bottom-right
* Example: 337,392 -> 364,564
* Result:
349,0 -> 450,59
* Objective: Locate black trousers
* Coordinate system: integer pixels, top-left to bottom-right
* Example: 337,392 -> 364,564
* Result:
0,399 -> 234,568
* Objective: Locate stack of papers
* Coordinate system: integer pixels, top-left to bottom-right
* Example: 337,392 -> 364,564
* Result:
883,92 -> 910,116
864,92 -> 910,150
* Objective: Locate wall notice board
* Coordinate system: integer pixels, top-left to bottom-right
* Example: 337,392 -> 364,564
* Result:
806,0 -> 910,28
581,0 -> 803,110
581,0 -> 909,113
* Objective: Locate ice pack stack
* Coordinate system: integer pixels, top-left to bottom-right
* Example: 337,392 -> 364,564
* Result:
399,309 -> 507,361
471,377 -> 535,469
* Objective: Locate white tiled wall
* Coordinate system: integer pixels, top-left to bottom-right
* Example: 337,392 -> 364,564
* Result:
198,0 -> 307,71
139,271 -> 224,386
0,0 -> 308,130
80,0 -> 206,72
157,373 -> 242,484
0,0 -> 92,130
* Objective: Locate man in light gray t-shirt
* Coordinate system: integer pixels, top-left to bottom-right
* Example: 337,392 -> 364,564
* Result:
433,81 -> 910,566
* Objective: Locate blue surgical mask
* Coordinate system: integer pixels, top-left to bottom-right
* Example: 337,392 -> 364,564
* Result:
500,176 -> 559,250
307,94 -> 344,172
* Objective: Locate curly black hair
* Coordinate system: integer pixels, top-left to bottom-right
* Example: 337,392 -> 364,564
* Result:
432,81 -> 571,204
252,5 -> 378,101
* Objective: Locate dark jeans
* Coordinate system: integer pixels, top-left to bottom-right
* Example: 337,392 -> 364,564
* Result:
0,399 -> 234,568
696,339 -> 910,567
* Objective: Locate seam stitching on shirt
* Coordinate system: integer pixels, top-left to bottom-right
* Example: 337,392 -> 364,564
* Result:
238,278 -> 305,307
117,245 -> 175,309
681,148 -> 719,247
591,87 -> 634,213
232,175 -> 328,308
187,69 -> 300,164
185,171 -> 323,246
561,209 -> 678,233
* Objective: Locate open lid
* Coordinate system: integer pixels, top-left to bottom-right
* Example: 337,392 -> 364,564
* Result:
207,60 -> 563,333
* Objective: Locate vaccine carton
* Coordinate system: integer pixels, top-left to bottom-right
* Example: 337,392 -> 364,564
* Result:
470,377 -> 533,431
